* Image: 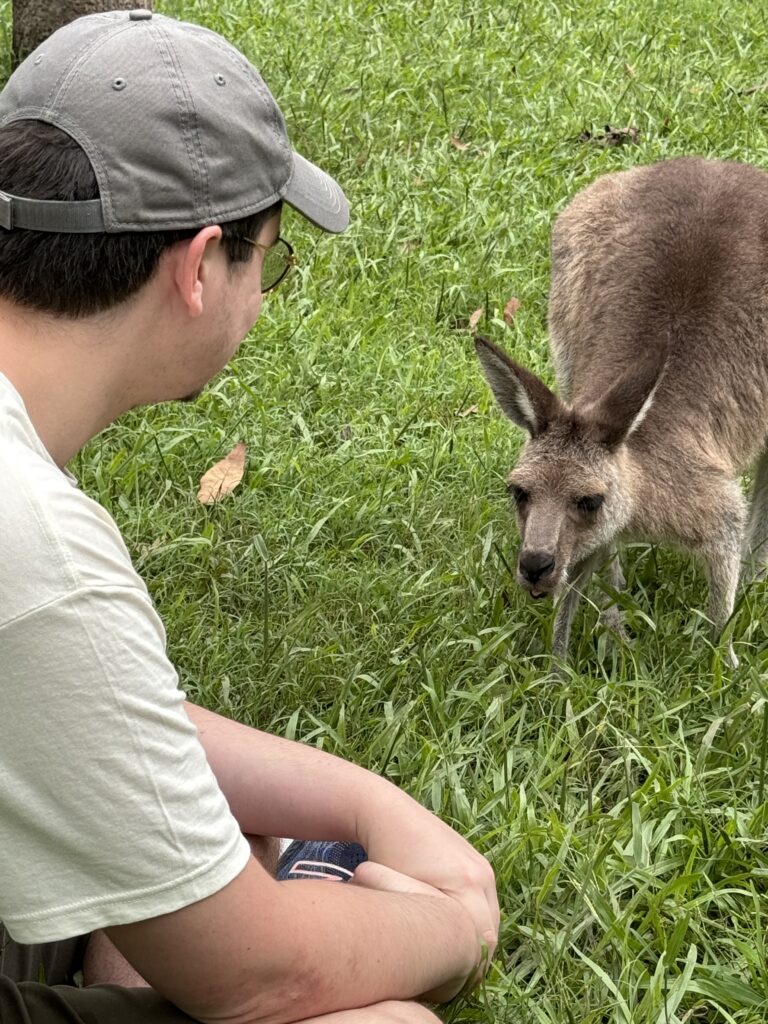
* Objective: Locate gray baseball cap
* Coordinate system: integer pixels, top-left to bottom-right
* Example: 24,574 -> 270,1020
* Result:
0,9 -> 349,234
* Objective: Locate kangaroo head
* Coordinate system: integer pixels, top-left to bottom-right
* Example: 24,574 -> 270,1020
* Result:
475,335 -> 663,598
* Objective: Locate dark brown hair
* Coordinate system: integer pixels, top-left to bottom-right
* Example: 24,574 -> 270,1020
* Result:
0,120 -> 280,318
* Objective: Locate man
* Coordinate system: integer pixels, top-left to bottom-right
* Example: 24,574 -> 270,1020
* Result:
0,10 -> 499,1024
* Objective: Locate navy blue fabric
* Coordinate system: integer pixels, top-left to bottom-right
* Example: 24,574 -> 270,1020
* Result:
277,841 -> 368,882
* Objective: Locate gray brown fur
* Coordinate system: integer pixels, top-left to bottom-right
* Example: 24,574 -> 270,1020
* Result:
475,156 -> 768,666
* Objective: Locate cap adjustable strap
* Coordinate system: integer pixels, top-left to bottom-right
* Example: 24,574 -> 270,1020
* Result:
0,191 -> 105,233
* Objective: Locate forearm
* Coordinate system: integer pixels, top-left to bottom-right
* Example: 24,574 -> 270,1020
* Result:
185,701 -> 409,842
269,879 -> 474,1016
108,859 -> 477,1024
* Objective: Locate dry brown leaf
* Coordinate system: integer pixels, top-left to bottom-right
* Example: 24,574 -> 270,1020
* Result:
503,297 -> 521,325
468,307 -> 483,331
450,136 -> 469,151
458,404 -> 479,418
197,442 -> 247,504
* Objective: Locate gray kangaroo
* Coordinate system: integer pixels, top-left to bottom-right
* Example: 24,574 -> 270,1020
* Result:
475,156 -> 768,667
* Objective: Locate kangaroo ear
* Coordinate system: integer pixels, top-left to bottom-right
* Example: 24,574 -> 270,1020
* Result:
474,335 -> 561,436
582,349 -> 667,448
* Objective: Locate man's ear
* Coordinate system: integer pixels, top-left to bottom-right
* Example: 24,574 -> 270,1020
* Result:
474,335 -> 562,436
581,348 -> 667,448
173,225 -> 223,318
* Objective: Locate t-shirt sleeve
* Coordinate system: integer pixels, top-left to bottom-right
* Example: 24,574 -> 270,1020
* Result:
0,581 -> 251,943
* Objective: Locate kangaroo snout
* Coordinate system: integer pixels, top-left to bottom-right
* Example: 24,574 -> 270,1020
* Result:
518,550 -> 556,596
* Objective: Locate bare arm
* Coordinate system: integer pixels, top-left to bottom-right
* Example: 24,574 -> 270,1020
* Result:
185,702 -> 499,963
106,855 -> 478,1024
185,700 -> 374,841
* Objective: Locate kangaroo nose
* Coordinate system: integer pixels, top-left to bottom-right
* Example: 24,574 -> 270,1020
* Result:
519,551 -> 555,583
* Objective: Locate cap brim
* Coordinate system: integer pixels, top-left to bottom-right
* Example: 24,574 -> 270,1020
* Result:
283,152 -> 349,233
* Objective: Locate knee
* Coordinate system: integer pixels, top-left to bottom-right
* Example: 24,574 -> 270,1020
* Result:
374,1001 -> 441,1024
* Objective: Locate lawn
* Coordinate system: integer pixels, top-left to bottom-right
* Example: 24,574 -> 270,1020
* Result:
6,0 -> 768,1020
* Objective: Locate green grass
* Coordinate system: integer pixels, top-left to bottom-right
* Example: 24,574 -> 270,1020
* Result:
7,0 -> 768,1019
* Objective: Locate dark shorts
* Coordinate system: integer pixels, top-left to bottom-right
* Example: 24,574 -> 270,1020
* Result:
0,925 -> 196,1023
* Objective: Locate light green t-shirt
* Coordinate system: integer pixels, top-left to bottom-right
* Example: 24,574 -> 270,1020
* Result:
0,372 -> 250,943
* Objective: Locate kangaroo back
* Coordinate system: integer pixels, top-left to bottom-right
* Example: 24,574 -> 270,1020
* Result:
548,157 -> 768,469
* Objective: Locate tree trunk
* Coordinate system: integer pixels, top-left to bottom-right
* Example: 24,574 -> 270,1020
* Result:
12,0 -> 154,67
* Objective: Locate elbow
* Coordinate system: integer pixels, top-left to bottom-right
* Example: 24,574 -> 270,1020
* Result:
190,963 -> 332,1024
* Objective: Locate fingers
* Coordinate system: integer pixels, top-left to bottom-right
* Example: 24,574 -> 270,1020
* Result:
454,890 -> 497,966
351,861 -> 484,1004
438,859 -> 499,966
353,861 -> 496,993
357,855 -> 500,963
351,861 -> 442,898
352,853 -> 500,996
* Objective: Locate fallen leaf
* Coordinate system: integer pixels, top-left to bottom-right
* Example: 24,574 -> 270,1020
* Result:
450,136 -> 469,151
468,307 -> 484,331
503,297 -> 521,325
458,404 -> 479,418
197,442 -> 247,504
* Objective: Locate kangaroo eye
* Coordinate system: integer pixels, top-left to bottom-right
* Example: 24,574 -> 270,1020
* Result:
576,494 -> 604,514
508,484 -> 529,506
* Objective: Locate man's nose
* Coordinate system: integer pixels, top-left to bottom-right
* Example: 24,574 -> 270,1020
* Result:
519,550 -> 555,583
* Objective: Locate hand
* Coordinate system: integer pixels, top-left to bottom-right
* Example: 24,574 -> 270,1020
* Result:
350,860 -> 480,1003
356,786 -> 500,975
